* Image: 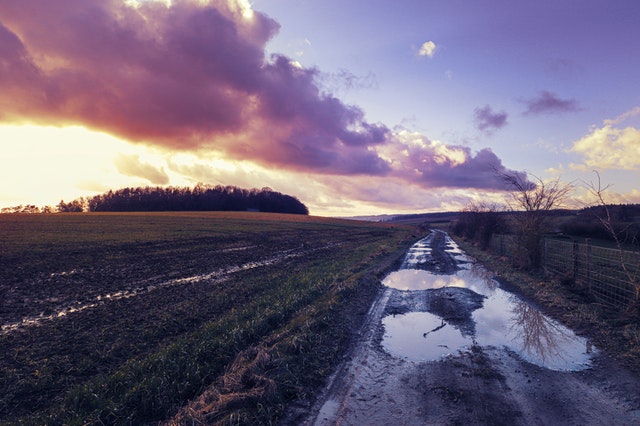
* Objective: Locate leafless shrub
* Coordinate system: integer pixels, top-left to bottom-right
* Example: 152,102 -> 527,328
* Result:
585,171 -> 640,304
497,170 -> 574,269
452,201 -> 506,250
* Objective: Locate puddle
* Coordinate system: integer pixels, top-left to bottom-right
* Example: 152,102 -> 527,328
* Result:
383,269 -> 467,291
383,311 -> 470,361
381,233 -> 596,371
383,267 -> 496,292
400,234 -> 473,269
474,290 -> 595,370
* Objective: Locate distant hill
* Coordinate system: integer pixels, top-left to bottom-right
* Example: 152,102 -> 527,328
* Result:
343,212 -> 461,225
386,212 -> 461,224
560,204 -> 640,245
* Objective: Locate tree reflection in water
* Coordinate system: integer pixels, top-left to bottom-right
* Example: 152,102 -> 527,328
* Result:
467,263 -> 498,292
509,295 -> 573,363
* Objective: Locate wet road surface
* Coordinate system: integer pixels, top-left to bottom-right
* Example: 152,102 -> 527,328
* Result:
293,230 -> 640,425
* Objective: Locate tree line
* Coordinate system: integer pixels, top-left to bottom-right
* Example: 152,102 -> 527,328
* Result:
559,204 -> 640,245
55,184 -> 308,215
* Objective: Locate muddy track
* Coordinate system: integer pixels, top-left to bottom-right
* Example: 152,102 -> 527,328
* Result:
418,230 -> 458,274
289,230 -> 640,425
1,243 -> 339,335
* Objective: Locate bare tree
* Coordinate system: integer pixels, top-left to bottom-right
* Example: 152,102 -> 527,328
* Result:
497,171 -> 574,269
452,201 -> 506,249
586,171 -> 640,303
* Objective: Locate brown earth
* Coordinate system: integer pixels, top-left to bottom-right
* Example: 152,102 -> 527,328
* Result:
0,213 -> 416,423
283,231 -> 640,426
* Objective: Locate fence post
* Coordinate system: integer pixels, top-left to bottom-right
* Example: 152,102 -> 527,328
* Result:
586,239 -> 592,292
573,240 -> 578,281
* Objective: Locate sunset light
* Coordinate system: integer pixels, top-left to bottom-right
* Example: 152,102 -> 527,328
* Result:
1,0 -> 638,215
3,2 -> 640,422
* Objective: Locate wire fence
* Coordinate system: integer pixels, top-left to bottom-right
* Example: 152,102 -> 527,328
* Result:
490,234 -> 640,308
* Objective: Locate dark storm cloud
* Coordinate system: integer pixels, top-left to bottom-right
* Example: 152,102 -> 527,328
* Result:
0,0 -> 276,138
0,0 -> 525,190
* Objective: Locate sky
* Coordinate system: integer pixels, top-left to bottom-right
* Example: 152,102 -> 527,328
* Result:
1,0 -> 639,216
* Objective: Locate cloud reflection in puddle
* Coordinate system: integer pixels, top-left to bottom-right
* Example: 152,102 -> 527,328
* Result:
381,233 -> 596,371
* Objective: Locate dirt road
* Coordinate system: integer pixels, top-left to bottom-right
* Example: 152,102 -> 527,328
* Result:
290,230 -> 640,425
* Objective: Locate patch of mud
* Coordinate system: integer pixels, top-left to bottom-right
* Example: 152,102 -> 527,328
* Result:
401,230 -> 458,273
382,286 -> 485,348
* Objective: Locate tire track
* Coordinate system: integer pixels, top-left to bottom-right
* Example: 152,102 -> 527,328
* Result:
2,244 -> 340,335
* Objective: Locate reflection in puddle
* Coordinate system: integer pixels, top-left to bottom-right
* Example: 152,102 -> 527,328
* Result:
383,312 -> 469,361
383,269 -> 467,290
473,291 -> 594,370
381,233 -> 596,371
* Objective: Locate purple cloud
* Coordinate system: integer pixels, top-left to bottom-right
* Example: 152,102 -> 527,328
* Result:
474,105 -> 508,132
382,133 -> 530,190
0,0 -> 391,176
522,91 -> 581,115
0,0 -> 526,191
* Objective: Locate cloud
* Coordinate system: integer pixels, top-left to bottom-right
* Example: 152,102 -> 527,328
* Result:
320,68 -> 379,93
165,152 -> 511,216
604,106 -> 640,126
114,153 -> 170,184
474,105 -> 508,133
593,188 -> 640,205
522,91 -> 580,115
0,0 -> 390,174
569,109 -> 640,170
0,0 -> 524,192
418,41 -> 437,58
377,131 -> 527,190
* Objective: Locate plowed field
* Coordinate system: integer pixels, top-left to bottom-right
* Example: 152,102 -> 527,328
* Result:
0,212 -> 417,424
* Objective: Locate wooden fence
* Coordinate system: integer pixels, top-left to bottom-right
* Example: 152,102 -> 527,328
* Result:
490,234 -> 640,308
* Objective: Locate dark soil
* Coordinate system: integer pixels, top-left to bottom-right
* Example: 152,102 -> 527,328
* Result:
0,213 -> 417,424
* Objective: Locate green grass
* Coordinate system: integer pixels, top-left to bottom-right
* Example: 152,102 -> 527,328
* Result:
0,212 -> 419,424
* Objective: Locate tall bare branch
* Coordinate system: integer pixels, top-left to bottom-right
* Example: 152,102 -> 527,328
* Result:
585,171 -> 640,302
497,170 -> 574,269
